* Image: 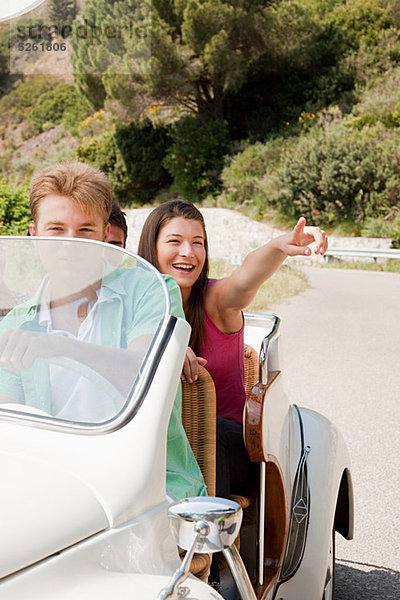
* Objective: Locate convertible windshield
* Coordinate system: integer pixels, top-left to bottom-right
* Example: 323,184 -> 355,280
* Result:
0,237 -> 169,427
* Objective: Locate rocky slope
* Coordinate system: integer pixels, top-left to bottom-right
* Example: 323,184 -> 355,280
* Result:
125,207 -> 392,265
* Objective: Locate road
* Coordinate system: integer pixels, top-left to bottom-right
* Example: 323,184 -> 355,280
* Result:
268,266 -> 400,600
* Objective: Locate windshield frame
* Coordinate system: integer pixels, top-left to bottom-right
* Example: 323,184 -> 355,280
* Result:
0,236 -> 174,435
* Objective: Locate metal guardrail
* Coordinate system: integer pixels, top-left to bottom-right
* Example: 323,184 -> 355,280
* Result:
324,247 -> 400,262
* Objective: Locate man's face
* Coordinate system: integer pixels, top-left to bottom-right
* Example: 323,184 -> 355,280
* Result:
29,194 -> 110,293
105,224 -> 126,248
29,194 -> 109,241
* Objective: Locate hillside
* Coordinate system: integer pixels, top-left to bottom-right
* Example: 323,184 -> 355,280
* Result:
125,208 -> 393,260
0,0 -> 399,241
0,0 -> 77,178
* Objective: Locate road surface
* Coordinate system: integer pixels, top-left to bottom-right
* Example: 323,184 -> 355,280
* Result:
268,266 -> 400,599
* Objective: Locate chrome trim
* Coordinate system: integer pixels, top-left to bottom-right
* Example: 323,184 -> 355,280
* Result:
0,237 -> 174,436
243,311 -> 278,326
243,312 -> 280,385
278,444 -> 311,582
222,543 -> 257,600
243,313 -> 280,585
163,497 -> 243,599
258,461 -> 266,586
157,520 -> 210,600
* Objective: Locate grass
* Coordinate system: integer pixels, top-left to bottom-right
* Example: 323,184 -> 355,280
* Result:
209,260 -> 309,310
321,259 -> 400,273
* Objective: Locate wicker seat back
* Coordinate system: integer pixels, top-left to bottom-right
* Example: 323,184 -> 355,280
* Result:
181,364 -> 217,497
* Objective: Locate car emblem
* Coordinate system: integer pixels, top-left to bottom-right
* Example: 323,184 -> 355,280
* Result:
293,497 -> 308,524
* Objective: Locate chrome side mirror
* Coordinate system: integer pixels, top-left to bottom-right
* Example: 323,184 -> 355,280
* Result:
157,497 -> 241,599
169,496 -> 242,553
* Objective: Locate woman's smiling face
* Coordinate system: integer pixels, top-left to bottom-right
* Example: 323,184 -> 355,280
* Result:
156,217 -> 206,296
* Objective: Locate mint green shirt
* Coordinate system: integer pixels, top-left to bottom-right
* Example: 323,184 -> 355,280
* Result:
0,267 -> 206,499
161,275 -> 207,498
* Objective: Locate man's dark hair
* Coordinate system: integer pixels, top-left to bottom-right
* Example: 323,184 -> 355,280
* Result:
109,202 -> 128,244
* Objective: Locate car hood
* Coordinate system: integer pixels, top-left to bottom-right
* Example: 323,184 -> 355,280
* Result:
0,450 -> 108,579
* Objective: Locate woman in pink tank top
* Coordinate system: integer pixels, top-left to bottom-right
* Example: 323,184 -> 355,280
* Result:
138,201 -> 327,502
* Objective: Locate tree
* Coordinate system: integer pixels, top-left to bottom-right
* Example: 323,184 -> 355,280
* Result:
47,0 -> 78,37
163,117 -> 229,199
71,0 -> 273,123
0,26 -> 9,80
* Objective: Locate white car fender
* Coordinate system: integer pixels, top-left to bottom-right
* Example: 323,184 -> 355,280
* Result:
275,406 -> 354,600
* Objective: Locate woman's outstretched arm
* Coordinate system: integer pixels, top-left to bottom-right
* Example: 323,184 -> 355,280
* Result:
207,217 -> 327,332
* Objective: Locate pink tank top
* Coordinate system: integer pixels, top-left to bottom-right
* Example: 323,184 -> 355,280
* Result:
200,280 -> 246,424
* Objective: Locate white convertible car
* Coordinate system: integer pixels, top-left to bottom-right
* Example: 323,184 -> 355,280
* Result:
0,237 -> 353,600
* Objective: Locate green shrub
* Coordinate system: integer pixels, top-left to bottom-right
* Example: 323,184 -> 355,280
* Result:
76,138 -> 102,165
62,95 -> 93,136
29,83 -> 91,134
114,120 -> 172,203
76,134 -> 117,175
278,125 -> 400,226
345,68 -> 400,131
219,119 -> 400,229
0,76 -> 59,124
163,117 -> 229,200
330,0 -> 391,48
362,213 -> 400,242
346,113 -> 379,130
220,139 -> 285,219
0,179 -> 30,235
77,119 -> 171,203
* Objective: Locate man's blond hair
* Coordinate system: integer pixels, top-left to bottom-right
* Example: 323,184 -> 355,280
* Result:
30,162 -> 113,225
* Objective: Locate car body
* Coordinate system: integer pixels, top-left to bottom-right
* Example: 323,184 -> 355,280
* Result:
0,237 -> 353,599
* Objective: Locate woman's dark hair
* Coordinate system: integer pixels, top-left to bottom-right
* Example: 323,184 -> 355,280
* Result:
137,199 -> 209,354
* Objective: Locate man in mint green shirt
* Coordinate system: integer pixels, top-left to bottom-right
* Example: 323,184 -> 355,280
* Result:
0,161 -> 206,499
